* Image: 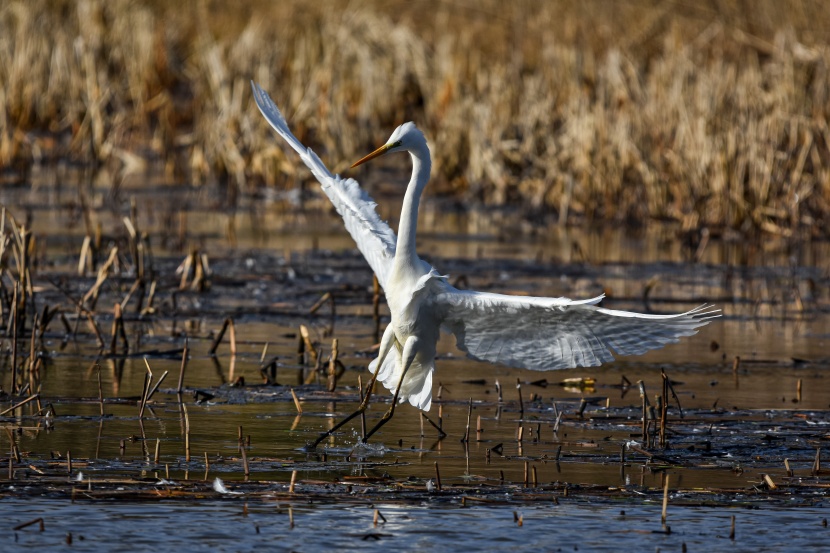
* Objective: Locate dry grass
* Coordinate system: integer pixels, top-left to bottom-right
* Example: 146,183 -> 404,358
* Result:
1,0 -> 829,234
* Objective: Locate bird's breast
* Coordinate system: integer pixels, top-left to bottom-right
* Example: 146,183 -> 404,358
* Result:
385,261 -> 444,347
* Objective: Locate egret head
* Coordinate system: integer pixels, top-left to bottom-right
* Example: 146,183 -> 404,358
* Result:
351,122 -> 425,168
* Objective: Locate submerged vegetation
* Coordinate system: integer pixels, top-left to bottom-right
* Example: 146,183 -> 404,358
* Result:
1,0 -> 829,234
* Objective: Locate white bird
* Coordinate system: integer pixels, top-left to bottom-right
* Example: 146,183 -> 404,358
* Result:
251,82 -> 718,443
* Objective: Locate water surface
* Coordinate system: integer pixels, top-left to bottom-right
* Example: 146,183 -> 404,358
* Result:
2,178 -> 829,547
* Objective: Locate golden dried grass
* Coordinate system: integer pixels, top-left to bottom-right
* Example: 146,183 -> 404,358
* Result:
1,0 -> 829,234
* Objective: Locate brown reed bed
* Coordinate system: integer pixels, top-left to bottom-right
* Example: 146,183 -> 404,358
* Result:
2,1 -> 829,235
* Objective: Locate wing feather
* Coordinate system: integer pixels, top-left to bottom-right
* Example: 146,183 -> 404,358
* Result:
435,284 -> 718,371
251,81 -> 397,288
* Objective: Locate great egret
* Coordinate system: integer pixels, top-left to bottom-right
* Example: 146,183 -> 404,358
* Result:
251,81 -> 718,445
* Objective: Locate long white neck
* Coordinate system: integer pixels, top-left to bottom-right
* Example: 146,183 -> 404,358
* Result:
395,144 -> 431,270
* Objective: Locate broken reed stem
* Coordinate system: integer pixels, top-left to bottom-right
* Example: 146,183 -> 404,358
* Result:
154,438 -> 160,464
178,250 -> 193,289
730,515 -> 736,540
10,286 -> 18,394
438,403 -> 443,430
661,474 -> 669,525
663,371 -> 683,417
797,378 -> 802,402
327,338 -> 338,392
144,280 -> 157,314
97,365 -> 104,416
0,394 -> 39,416
67,450 -> 72,474
182,403 -> 191,462
289,470 -> 297,493
109,302 -> 128,355
208,318 -> 230,355
813,448 -> 821,475
463,398 -> 472,442
138,359 -> 152,419
516,378 -> 524,418
28,312 -> 40,394
784,458 -> 793,477
12,518 -> 44,532
476,415 -> 482,442
657,395 -> 666,448
177,339 -> 189,395
290,388 -> 302,414
434,461 -> 442,491
299,324 -> 318,364
228,318 -> 237,356
145,370 -> 169,404
638,380 -> 649,448
309,291 -> 332,314
120,278 -> 141,312
241,444 -> 249,479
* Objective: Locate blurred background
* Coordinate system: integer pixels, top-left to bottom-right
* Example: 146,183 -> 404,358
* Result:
1,0 -> 829,237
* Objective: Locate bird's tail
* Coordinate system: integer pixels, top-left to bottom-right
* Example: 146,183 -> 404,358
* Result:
369,351 -> 433,411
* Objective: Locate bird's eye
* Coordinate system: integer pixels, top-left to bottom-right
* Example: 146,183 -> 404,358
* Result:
392,140 -> 402,148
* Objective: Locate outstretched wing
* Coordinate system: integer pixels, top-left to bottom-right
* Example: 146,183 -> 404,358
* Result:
251,81 -> 397,289
434,284 -> 719,371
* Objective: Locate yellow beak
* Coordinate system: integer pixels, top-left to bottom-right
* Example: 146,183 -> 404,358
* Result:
351,143 -> 391,168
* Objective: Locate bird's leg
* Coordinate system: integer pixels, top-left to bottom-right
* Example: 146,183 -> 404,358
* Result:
363,335 -> 419,443
304,325 -> 396,451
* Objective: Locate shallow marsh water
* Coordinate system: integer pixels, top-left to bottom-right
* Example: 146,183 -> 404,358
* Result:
2,179 -> 830,549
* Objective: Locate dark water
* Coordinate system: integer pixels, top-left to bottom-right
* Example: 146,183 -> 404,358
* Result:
6,498 -> 829,552
2,178 -> 830,547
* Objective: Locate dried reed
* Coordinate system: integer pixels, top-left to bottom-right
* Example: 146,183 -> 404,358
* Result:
2,1 -> 828,233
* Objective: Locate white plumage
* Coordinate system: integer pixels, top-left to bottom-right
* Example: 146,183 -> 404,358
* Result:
251,81 -> 718,414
